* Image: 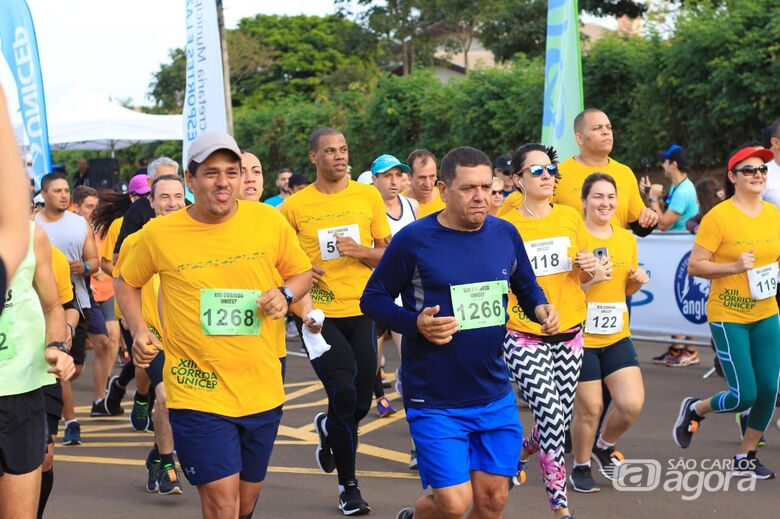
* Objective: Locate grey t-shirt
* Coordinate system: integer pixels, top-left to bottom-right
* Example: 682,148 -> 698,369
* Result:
36,211 -> 91,309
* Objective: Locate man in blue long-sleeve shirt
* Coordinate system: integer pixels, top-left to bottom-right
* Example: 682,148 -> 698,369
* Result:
361,146 -> 558,519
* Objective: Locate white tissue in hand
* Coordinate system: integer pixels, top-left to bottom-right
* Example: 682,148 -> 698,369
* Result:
302,309 -> 330,360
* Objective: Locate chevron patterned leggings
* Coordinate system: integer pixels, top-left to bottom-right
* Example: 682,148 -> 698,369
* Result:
503,328 -> 584,511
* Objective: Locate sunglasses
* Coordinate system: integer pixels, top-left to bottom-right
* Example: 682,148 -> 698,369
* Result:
491,190 -> 502,195
523,164 -> 560,178
733,164 -> 768,177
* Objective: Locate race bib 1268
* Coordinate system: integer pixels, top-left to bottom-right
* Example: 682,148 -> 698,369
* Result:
200,289 -> 261,336
450,280 -> 508,331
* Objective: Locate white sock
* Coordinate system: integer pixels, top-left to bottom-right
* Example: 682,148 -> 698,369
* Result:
574,461 -> 591,468
735,453 -> 748,460
94,399 -> 101,405
338,484 -> 345,493
64,419 -> 77,426
322,417 -> 328,437
596,435 -> 615,450
689,401 -> 700,414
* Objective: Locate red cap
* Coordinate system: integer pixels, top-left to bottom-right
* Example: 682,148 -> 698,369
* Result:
727,146 -> 774,172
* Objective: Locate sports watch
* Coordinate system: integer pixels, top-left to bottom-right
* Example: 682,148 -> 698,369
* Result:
279,286 -> 293,305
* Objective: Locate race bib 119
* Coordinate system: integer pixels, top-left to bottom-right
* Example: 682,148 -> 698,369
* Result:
747,262 -> 779,301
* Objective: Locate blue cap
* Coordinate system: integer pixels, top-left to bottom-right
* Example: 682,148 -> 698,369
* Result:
660,144 -> 683,160
370,154 -> 410,176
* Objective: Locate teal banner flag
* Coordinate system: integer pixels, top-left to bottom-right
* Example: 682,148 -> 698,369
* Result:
541,0 -> 583,162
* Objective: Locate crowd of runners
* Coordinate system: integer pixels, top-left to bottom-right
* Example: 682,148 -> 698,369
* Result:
3,77 -> 780,519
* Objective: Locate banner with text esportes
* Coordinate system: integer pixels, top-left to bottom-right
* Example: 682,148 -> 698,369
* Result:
0,0 -> 51,187
541,0 -> 583,163
182,0 -> 227,175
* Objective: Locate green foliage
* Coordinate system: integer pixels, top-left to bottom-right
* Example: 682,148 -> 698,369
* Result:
478,0 -> 548,61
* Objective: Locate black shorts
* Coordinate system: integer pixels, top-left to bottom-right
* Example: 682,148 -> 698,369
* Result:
147,348 -> 165,391
120,320 -> 134,355
71,307 -> 91,365
43,383 -> 63,442
580,337 -> 640,382
0,388 -> 46,475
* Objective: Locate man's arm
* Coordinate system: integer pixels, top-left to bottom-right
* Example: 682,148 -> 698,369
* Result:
32,227 -> 75,380
335,235 -> 391,268
0,85 -> 31,283
647,184 -> 681,231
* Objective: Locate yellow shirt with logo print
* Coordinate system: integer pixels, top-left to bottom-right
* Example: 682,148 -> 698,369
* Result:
695,199 -> 780,324
119,201 -> 311,417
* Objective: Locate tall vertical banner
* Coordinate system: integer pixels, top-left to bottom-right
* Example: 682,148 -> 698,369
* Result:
182,0 -> 228,168
0,0 -> 51,186
541,0 -> 583,162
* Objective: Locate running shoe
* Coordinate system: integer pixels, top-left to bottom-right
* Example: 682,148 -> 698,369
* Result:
376,397 -> 397,417
732,451 -> 775,480
158,464 -> 184,495
146,458 -> 160,493
409,449 -> 418,471
62,421 -> 81,446
666,349 -> 699,367
90,399 -> 111,417
396,508 -> 414,519
286,319 -> 298,338
508,459 -> 527,491
381,369 -> 392,389
653,347 -> 681,365
736,412 -> 766,446
591,446 -> 624,481
338,479 -> 370,516
104,375 -> 126,416
673,397 -> 704,448
314,413 -> 336,473
130,392 -> 150,432
569,464 -> 601,493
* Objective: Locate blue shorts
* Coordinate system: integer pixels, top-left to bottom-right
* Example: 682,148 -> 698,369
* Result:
406,390 -> 522,489
86,303 -> 108,336
580,337 -> 639,382
169,407 -> 282,486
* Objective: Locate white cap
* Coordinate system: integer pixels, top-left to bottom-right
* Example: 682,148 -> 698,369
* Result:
187,132 -> 241,165
357,171 -> 373,185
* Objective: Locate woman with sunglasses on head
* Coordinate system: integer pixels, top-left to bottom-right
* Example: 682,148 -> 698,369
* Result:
568,173 -> 649,493
501,143 -> 598,519
673,146 -> 780,479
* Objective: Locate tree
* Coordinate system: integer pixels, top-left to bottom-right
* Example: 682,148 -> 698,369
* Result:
478,0 -> 548,61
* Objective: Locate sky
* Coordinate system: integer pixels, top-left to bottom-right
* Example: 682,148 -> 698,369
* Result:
5,1 -> 615,108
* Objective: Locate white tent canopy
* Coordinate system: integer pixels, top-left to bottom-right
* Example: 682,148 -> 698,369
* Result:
42,83 -> 182,150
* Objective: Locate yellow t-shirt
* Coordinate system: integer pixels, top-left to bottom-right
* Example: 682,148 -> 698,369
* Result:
51,246 -> 73,305
554,157 -> 644,228
498,190 -> 524,217
119,201 -> 311,417
583,227 -> 638,348
695,200 -> 780,324
101,217 -> 123,262
502,204 -> 588,335
280,181 -> 391,318
114,232 -> 163,340
415,188 -> 446,218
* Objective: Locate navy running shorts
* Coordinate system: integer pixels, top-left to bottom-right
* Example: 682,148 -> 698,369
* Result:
579,337 -> 640,382
169,406 -> 282,486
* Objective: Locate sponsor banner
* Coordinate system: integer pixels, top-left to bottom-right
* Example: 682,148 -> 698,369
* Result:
0,0 -> 51,186
630,233 -> 710,338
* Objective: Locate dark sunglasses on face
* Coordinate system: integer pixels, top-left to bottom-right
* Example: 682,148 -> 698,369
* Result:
491,190 -> 502,195
734,164 -> 768,177
524,164 -> 560,178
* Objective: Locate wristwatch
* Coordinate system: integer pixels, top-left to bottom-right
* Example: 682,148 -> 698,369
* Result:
279,286 -> 294,305
46,341 -> 69,353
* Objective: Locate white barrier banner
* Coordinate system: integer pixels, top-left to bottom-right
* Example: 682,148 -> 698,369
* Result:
630,233 -> 711,338
182,0 -> 227,163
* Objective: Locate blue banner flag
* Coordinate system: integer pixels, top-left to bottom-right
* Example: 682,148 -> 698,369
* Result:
0,0 -> 51,186
541,0 -> 583,162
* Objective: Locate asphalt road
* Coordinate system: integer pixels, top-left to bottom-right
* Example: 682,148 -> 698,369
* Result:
44,337 -> 780,518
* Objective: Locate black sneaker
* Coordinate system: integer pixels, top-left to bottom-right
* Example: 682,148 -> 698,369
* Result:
104,375 -> 126,416
591,446 -> 624,481
673,397 -> 704,449
396,508 -> 414,519
157,464 -> 184,495
62,421 -> 82,446
90,399 -> 111,417
314,413 -> 336,473
569,464 -> 601,493
732,451 -> 775,480
130,393 -> 150,432
338,479 -> 370,516
146,458 -> 160,493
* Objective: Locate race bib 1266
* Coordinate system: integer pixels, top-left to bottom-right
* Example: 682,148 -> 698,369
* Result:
200,289 -> 261,336
450,280 -> 508,331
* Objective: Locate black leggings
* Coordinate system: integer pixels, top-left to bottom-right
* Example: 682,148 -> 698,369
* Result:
298,315 -> 377,484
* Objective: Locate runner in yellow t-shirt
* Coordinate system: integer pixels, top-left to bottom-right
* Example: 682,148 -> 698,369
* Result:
115,173 -> 187,496
553,109 -> 658,233
500,144 -> 597,519
405,149 -> 446,217
570,173 -> 649,493
280,128 -> 391,515
116,132 -> 312,517
673,146 -> 780,479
